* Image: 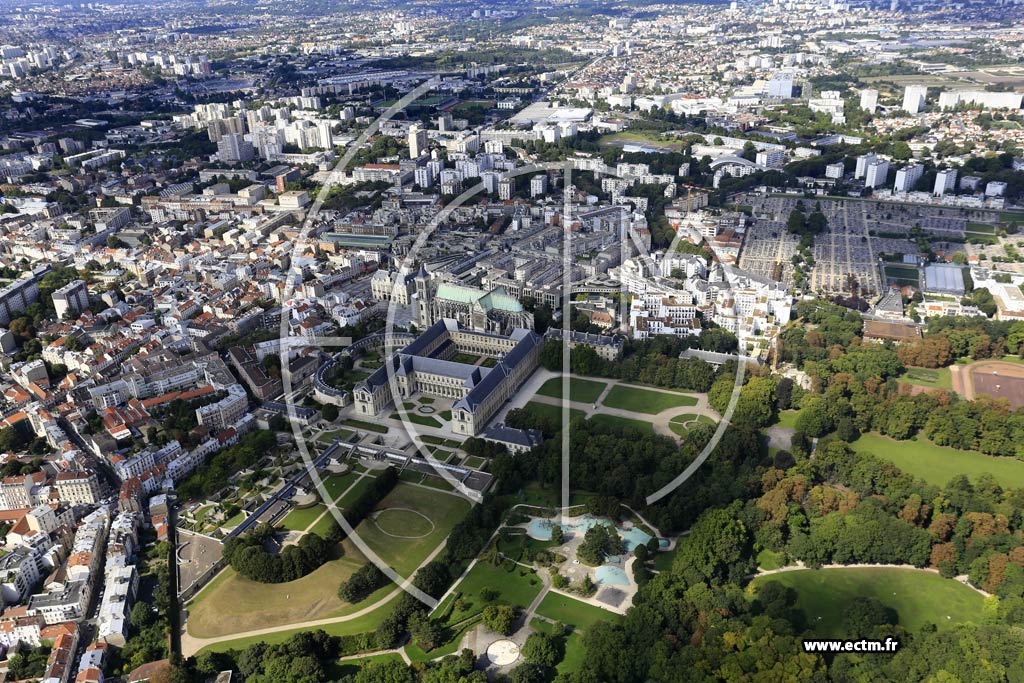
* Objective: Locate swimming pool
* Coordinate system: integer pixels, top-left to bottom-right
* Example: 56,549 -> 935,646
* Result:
595,565 -> 630,586
525,515 -> 661,551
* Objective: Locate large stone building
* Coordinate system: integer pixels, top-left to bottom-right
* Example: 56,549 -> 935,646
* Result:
414,266 -> 534,335
352,318 -> 542,435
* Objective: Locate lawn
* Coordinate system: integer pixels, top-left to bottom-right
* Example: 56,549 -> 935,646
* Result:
404,620 -> 478,662
280,504 -> 327,533
750,567 -> 985,637
187,539 -> 393,639
588,413 -> 655,434
536,377 -> 608,404
775,409 -> 800,429
557,631 -> 585,674
322,473 -> 357,502
652,547 -> 677,573
355,484 -> 472,575
602,385 -> 697,414
343,419 -> 388,434
536,593 -> 622,631
522,401 -> 585,424
899,366 -> 952,390
851,432 -> 1024,488
220,511 -> 245,529
390,412 -> 442,428
326,368 -> 369,391
966,222 -> 997,234
497,531 -> 558,564
441,560 -> 544,624
195,598 -> 395,654
374,508 -> 434,537
529,619 -> 586,674
334,475 -> 376,510
329,653 -> 406,680
756,549 -> 787,571
316,429 -> 356,444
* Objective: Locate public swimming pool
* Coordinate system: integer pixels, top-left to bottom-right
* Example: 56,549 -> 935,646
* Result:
526,515 -> 666,552
595,565 -> 630,586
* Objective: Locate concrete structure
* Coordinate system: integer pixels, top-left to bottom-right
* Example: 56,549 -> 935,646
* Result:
408,123 -> 427,159
902,84 -> 928,114
52,280 -> 88,320
859,88 -> 879,113
934,168 -> 957,197
352,318 -> 542,436
865,159 -> 890,189
414,266 -> 533,335
894,164 -> 924,193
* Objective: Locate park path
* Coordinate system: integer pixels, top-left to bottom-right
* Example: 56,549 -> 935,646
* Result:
950,364 -> 972,400
490,368 -> 719,441
337,648 -> 411,665
749,561 -> 991,598
287,469 -> 373,540
180,519 -> 452,656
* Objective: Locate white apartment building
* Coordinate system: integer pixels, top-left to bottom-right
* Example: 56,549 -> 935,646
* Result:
902,84 -> 928,114
865,160 -> 890,189
894,164 -> 924,193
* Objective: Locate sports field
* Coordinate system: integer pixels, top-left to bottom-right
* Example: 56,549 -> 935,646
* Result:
969,360 -> 1024,409
601,385 -> 698,414
851,432 -> 1024,488
750,567 -> 984,637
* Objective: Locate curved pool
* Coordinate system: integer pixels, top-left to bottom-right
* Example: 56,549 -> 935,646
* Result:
595,565 -> 630,586
526,515 -> 660,552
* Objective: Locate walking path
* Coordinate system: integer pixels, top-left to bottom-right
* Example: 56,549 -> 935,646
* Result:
337,648 -> 411,665
750,561 -> 991,598
492,369 -> 719,441
180,537 -> 450,656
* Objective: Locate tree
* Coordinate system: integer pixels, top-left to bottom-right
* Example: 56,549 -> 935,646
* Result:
0,426 -> 27,453
673,505 -> 753,585
577,523 -> 623,566
795,396 -> 833,437
408,611 -> 444,651
482,604 -> 517,635
321,403 -> 339,421
550,525 -> 564,544
787,209 -> 807,235
353,659 -> 415,683
509,662 -> 550,683
521,631 -> 563,667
